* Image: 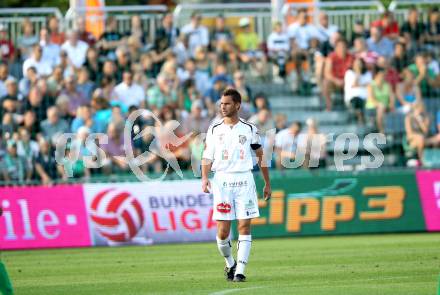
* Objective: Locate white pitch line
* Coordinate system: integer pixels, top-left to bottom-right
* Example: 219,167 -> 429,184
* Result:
209,286 -> 264,295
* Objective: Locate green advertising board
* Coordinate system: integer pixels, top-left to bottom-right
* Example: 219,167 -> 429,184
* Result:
237,170 -> 426,237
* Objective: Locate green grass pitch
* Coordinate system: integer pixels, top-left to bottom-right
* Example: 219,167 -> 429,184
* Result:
3,233 -> 439,295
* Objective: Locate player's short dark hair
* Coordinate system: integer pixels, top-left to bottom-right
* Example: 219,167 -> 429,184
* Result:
222,88 -> 241,104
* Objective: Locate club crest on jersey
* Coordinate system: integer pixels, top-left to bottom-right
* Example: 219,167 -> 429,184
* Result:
239,135 -> 246,145
216,202 -> 231,213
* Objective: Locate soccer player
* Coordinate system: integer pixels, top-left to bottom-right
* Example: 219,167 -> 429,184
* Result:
201,88 -> 271,282
0,206 -> 14,295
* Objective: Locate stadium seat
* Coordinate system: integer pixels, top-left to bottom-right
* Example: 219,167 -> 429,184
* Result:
423,149 -> 440,168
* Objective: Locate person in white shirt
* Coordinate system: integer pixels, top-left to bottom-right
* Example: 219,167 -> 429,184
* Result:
267,21 -> 290,78
61,30 -> 89,69
344,58 -> 372,124
274,121 -> 302,169
39,27 -> 60,68
314,12 -> 339,43
287,8 -> 317,87
202,88 -> 271,283
22,44 -> 53,78
114,70 -> 145,109
181,13 -> 209,58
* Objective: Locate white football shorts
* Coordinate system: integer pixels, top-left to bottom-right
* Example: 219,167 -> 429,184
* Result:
211,171 -> 260,220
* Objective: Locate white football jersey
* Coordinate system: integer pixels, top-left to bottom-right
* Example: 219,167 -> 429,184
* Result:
203,118 -> 261,172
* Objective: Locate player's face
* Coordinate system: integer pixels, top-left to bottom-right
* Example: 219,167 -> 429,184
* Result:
220,95 -> 239,118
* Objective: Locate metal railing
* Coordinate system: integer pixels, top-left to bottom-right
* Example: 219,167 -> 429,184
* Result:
389,0 -> 440,24
65,5 -> 168,43
281,1 -> 385,38
173,3 -> 273,41
0,8 -> 63,44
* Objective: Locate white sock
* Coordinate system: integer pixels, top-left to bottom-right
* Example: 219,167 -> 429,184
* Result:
236,235 -> 252,275
216,236 -> 235,268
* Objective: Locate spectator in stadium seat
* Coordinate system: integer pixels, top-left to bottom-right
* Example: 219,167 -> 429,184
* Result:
48,16 -> 65,45
22,45 -> 53,78
366,68 -> 395,133
235,17 -> 262,60
344,58 -> 372,124
19,66 -> 37,97
267,21 -> 290,79
40,106 -> 69,145
287,9 -> 316,87
22,86 -> 53,122
349,20 -> 370,46
297,118 -> 327,169
391,42 -> 410,74
1,139 -> 32,183
315,12 -> 339,44
181,12 -> 209,58
154,13 -> 179,71
352,37 -> 378,67
76,16 -> 96,47
1,78 -> 21,105
77,67 -> 95,100
253,92 -> 270,113
371,11 -> 400,41
204,74 -> 229,116
424,8 -> 440,52
401,7 -> 426,51
323,39 -> 353,111
84,47 -> 101,83
210,14 -> 233,51
0,24 -> 15,62
35,138 -> 58,185
57,142 -> 90,180
61,75 -> 88,116
274,113 -> 287,132
61,30 -> 89,69
71,105 -> 99,133
101,122 -> 129,174
248,108 -> 275,140
147,74 -> 178,111
46,65 -> 64,96
180,100 -> 210,135
408,53 -> 439,97
367,26 -> 394,59
405,102 -> 430,161
396,70 -> 422,113
17,127 -> 39,173
98,16 -> 124,60
0,63 -> 14,98
377,56 -> 401,93
126,15 -> 147,46
17,18 -> 38,60
127,36 -> 142,64
177,58 -> 210,96
20,110 -> 40,140
114,70 -> 145,109
274,121 -> 302,170
39,27 -> 60,68
115,47 -> 132,82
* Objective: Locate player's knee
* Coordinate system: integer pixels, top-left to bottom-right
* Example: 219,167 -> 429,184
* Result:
217,229 -> 230,240
238,223 -> 251,235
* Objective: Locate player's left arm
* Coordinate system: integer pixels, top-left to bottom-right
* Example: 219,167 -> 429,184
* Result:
254,147 -> 271,201
251,126 -> 271,201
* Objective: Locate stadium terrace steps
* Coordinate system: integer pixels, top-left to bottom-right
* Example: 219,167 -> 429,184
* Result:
282,111 -> 350,125
269,96 -> 322,109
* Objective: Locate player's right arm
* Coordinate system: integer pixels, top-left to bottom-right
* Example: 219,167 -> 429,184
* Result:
201,125 -> 215,193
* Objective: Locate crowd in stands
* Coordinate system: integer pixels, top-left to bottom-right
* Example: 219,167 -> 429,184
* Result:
0,7 -> 439,184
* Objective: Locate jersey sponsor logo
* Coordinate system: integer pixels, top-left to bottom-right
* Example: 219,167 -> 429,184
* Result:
216,202 -> 232,213
239,135 -> 247,145
246,211 -> 257,216
226,180 -> 248,188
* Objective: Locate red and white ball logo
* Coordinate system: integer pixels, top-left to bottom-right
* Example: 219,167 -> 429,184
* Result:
90,189 -> 144,242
